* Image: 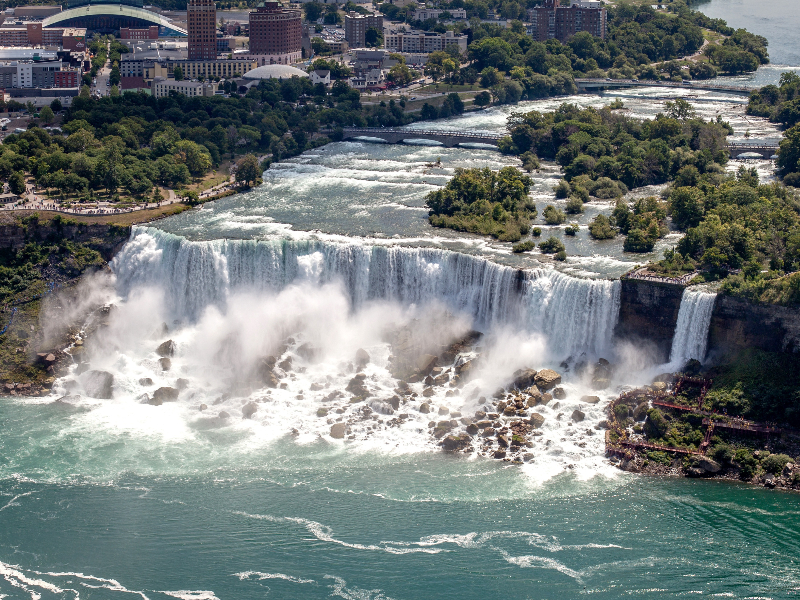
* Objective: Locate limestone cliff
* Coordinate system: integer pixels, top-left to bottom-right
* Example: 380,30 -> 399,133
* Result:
614,278 -> 684,362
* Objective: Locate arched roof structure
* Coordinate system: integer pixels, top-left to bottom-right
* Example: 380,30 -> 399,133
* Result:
43,5 -> 187,36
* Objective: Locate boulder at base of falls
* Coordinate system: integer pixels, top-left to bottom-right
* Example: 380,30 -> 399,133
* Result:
80,370 -> 114,399
552,387 -> 566,400
138,377 -> 154,386
466,423 -> 479,435
330,423 -> 346,439
159,357 -> 172,372
581,395 -> 601,404
441,435 -> 471,451
493,450 -> 506,459
417,354 -> 438,377
346,374 -> 369,399
419,403 -> 431,414
512,368 -> 537,389
242,401 -> 258,419
529,413 -> 545,429
534,369 -> 561,391
152,387 -> 180,404
633,402 -> 649,421
696,457 -> 721,474
571,409 -> 585,422
297,343 -> 320,362
355,348 -> 370,368
156,340 -> 175,357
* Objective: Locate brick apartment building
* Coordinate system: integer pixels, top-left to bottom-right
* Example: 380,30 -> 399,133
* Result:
248,1 -> 301,55
527,0 -> 606,43
344,12 -> 383,49
0,23 -> 86,51
188,0 -> 217,60
119,26 -> 160,40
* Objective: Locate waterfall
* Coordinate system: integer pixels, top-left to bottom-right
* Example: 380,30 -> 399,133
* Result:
669,289 -> 717,365
110,227 -> 622,358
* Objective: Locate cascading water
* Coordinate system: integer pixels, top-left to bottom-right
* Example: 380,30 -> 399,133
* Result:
669,289 -> 718,366
112,227 -> 621,358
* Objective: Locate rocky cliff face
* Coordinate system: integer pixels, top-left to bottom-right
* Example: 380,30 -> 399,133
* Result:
0,221 -> 130,260
614,278 -> 684,362
709,295 -> 800,356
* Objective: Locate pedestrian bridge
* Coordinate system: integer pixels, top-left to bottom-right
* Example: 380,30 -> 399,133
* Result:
342,127 -> 501,147
575,78 -> 753,96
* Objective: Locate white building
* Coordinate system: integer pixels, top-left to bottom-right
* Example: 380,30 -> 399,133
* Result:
310,68 -> 330,85
412,8 -> 467,21
383,29 -> 468,54
151,77 -> 216,98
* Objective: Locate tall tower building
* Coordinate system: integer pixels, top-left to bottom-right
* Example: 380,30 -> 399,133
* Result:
249,2 -> 301,55
188,0 -> 217,61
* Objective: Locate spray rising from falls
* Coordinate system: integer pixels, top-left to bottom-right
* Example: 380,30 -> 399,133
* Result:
111,227 -> 621,358
669,289 -> 718,366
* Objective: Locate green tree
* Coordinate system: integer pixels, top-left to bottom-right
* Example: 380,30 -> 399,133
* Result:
235,153 -> 261,187
9,171 -> 25,196
174,65 -> 184,81
39,106 -> 55,124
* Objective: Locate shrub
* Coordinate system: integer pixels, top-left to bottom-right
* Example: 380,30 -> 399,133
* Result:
555,250 -> 567,261
709,443 -> 734,464
614,404 -> 630,420
531,227 -> 542,237
762,453 -> 793,474
564,224 -> 579,236
588,214 -> 616,240
512,240 -> 535,253
734,448 -> 758,479
565,195 -> 584,214
554,179 -> 571,199
543,205 -> 566,225
539,236 -> 565,254
644,408 -> 669,438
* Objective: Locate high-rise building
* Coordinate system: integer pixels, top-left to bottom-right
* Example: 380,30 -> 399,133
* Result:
344,12 -> 383,49
188,0 -> 217,60
527,0 -> 606,43
249,2 -> 301,55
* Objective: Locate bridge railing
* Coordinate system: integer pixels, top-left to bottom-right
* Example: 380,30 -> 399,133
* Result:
574,78 -> 753,93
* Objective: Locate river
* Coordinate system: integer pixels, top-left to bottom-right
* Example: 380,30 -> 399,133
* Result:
1,14 -> 799,600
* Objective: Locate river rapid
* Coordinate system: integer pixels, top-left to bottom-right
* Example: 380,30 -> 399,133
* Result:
1,84 -> 799,597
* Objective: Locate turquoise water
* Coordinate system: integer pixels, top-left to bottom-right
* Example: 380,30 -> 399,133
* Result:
1,399 -> 799,599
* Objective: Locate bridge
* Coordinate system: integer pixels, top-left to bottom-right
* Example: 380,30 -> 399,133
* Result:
727,143 -> 779,159
341,127 -> 501,147
575,78 -> 754,97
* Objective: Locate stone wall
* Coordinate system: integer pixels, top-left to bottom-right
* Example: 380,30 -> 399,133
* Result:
0,221 -> 130,261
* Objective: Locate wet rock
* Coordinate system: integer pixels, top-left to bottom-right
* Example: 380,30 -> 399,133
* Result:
218,411 -> 230,420
80,370 -> 114,399
346,375 -> 370,399
438,406 -> 449,415
310,383 -> 324,391
422,388 -> 435,397
571,409 -> 585,422
581,395 -> 601,404
388,396 -> 401,410
474,411 -> 487,419
278,357 -> 293,371
540,393 -> 553,405
138,377 -> 154,386
330,423 -> 346,439
153,387 -> 180,403
441,435 -> 471,451
317,407 -> 329,417
497,434 -> 509,448
419,403 -> 431,414
242,401 -> 258,419
552,387 -> 566,400
764,474 -> 776,488
355,348 -> 370,368
633,402 -> 649,422
37,352 -> 57,365
175,378 -> 190,391
697,457 -> 721,474
522,453 -> 534,462
482,427 -> 496,437
369,400 -> 394,415
156,340 -> 176,357
466,423 -> 479,435
297,343 -> 320,362
493,450 -> 506,459
529,413 -> 545,428
534,369 -> 561,391
512,368 -> 537,389
503,405 -> 517,416
417,354 -> 438,376
652,381 -> 667,392
424,375 -> 434,386
596,420 -> 610,430
199,403 -> 208,411
159,357 -> 172,372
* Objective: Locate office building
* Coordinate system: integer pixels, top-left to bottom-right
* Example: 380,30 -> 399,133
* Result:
187,0 -> 216,60
249,2 -> 301,55
383,29 -> 467,54
527,0 -> 606,42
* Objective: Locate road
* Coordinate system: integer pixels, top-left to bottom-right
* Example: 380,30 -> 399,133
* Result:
92,40 -> 112,97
